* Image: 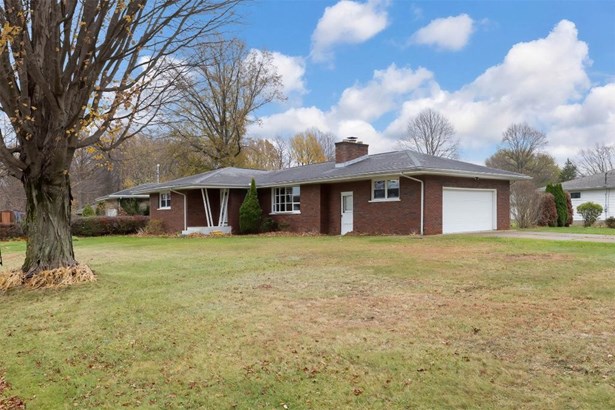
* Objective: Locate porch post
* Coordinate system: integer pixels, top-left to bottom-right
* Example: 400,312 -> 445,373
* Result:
218,189 -> 229,227
201,188 -> 214,227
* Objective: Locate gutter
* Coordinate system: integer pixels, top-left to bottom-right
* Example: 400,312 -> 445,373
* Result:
400,174 -> 424,236
171,190 -> 187,231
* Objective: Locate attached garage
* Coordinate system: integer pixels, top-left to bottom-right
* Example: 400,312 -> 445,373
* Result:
442,188 -> 497,234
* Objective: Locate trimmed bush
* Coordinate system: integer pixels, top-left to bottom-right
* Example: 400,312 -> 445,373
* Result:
120,198 -> 141,216
545,183 -> 568,227
71,216 -> 149,236
261,217 -> 279,233
565,192 -> 573,226
576,202 -> 603,227
537,193 -> 558,227
606,217 -> 615,229
139,219 -> 166,235
239,179 -> 262,234
96,202 -> 106,216
82,204 -> 95,217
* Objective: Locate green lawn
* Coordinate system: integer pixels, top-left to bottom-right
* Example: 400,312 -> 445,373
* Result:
522,225 -> 615,235
1,235 -> 614,409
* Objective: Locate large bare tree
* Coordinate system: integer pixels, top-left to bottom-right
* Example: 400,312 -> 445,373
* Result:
485,123 -> 560,186
169,38 -> 283,169
0,0 -> 241,277
401,108 -> 459,159
577,143 -> 614,176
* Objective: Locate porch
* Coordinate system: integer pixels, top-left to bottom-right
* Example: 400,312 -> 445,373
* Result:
181,188 -> 232,235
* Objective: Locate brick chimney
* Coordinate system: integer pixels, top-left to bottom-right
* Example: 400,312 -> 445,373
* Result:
335,137 -> 369,164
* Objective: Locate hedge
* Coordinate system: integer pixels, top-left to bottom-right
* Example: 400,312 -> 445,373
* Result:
0,224 -> 25,241
71,216 -> 149,236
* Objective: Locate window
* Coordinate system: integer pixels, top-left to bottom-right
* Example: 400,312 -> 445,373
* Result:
159,192 -> 171,209
272,186 -> 300,213
372,178 -> 400,201
570,192 -> 581,199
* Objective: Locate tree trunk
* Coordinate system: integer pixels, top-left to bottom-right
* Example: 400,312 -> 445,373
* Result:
21,170 -> 76,278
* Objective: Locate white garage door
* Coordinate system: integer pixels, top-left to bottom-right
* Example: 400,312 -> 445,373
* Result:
442,188 -> 496,234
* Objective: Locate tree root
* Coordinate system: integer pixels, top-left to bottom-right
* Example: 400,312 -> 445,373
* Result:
0,264 -> 96,291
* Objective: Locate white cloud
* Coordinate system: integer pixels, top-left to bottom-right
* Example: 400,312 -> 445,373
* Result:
335,64 -> 433,120
269,52 -> 307,98
410,14 -> 474,51
468,20 -> 590,108
311,0 -> 389,62
250,20 -> 615,165
251,107 -> 330,137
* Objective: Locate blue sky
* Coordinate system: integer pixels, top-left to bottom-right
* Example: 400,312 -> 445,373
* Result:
236,0 -> 615,164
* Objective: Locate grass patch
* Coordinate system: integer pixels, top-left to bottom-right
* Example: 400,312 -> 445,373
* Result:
522,226 -> 615,235
0,235 -> 614,408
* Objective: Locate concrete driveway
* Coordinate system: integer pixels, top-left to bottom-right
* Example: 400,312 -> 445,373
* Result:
479,230 -> 615,243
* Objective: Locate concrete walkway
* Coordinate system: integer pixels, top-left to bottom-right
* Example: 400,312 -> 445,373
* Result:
479,230 -> 615,243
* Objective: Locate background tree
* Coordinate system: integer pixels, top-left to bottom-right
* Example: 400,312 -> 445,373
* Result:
289,130 -> 327,166
108,134 -> 209,189
168,39 -> 283,169
313,129 -> 337,161
577,143 -> 614,176
510,181 -> 541,228
71,147 -> 117,211
401,108 -> 459,159
239,138 -> 287,170
0,0 -> 242,277
485,123 -> 560,186
559,158 -> 578,182
0,166 -> 25,211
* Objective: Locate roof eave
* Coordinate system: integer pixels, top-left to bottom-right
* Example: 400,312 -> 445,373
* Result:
258,167 -> 528,187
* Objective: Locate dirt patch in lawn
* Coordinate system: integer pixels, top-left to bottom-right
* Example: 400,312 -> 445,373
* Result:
0,374 -> 25,410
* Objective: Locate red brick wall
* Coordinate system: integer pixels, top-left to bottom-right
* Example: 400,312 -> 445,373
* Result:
228,189 -> 247,234
422,175 -> 510,235
261,184 -> 323,233
324,178 -> 422,235
149,191 -> 185,232
335,141 -> 369,163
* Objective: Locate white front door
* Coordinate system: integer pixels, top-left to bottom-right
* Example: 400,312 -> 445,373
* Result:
341,191 -> 353,235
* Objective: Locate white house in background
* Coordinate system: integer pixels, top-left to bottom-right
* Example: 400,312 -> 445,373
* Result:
561,170 -> 614,222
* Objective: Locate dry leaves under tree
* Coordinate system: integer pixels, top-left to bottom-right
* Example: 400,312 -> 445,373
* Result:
0,265 -> 96,292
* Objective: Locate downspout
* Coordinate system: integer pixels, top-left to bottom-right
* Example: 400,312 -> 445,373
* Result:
400,174 -> 424,236
604,171 -> 609,221
171,190 -> 187,231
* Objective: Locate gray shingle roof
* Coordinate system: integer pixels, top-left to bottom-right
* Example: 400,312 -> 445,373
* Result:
134,149 -> 528,193
561,169 -> 615,191
95,182 -> 159,202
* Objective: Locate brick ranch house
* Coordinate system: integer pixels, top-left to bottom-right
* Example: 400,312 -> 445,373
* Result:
135,138 -> 528,236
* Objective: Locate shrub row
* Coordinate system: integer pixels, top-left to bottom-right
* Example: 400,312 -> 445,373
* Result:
71,216 -> 149,236
0,224 -> 25,241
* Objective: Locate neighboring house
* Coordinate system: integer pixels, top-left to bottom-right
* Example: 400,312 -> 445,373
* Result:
135,138 -> 528,236
0,209 -> 25,225
95,183 -> 157,216
561,170 -> 614,221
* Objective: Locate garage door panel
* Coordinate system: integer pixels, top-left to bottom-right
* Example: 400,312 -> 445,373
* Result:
443,188 -> 496,234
